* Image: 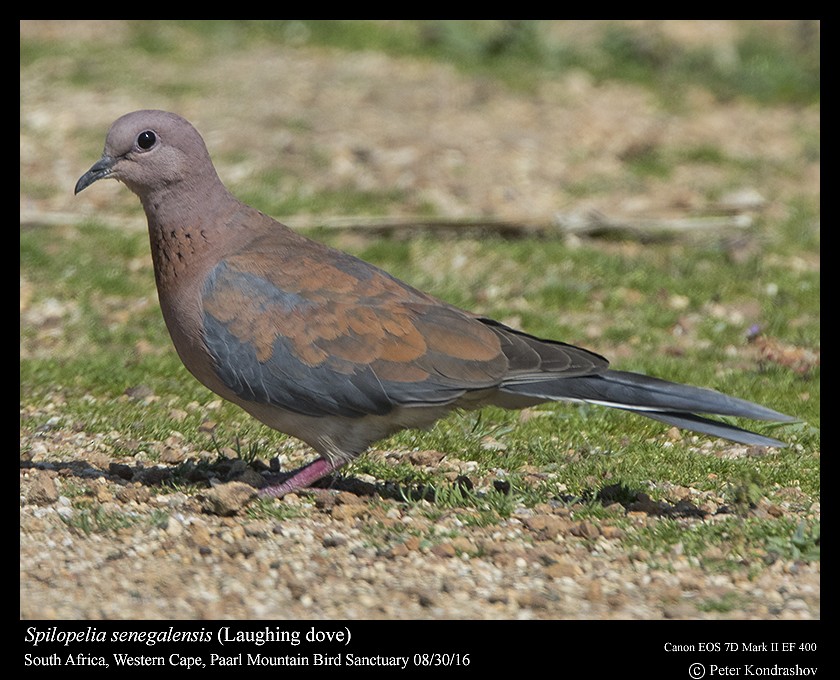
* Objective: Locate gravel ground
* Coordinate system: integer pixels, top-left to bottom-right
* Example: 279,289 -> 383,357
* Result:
20,423 -> 819,620
20,21 -> 819,621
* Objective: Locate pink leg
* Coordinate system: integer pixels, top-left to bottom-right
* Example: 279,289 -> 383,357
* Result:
258,457 -> 343,498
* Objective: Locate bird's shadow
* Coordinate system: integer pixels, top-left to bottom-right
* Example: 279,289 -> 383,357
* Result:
20,458 -> 718,519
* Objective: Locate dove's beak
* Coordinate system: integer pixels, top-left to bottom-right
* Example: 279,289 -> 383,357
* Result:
75,155 -> 115,194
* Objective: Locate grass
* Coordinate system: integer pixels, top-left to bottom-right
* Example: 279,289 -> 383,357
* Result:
231,21 -> 818,105
57,498 -> 172,536
238,184 -> 409,218
20,217 -> 819,575
697,592 -> 749,613
20,221 -> 820,492
21,21 -> 819,106
20,20 -> 819,575
633,516 -> 821,574
765,520 -> 820,562
247,497 -> 314,522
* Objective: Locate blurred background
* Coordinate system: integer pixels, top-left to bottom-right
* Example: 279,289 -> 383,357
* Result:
22,20 -> 819,226
20,18 -> 820,401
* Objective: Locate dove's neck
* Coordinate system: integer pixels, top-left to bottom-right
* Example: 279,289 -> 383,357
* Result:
141,173 -> 255,285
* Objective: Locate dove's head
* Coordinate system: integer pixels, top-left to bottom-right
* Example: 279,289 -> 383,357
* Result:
75,110 -> 218,200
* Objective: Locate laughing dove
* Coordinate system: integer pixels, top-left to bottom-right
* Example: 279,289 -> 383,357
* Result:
75,110 -> 795,498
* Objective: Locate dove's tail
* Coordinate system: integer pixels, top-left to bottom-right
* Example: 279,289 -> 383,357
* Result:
500,369 -> 795,447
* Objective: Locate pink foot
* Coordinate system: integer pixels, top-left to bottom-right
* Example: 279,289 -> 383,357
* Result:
258,457 -> 343,498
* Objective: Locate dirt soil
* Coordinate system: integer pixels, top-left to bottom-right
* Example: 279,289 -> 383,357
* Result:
20,21 -> 819,620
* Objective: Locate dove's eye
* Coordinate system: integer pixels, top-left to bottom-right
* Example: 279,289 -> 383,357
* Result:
137,130 -> 157,150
